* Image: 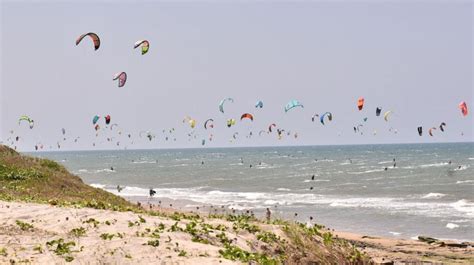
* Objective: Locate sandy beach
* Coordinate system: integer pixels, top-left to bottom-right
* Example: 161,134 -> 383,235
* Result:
1,200 -> 472,264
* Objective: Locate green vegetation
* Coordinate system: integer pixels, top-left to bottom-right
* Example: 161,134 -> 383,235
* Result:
46,238 -> 77,262
83,218 -> 100,228
69,227 -> 87,237
219,243 -> 278,264
15,220 -> 33,231
0,248 -> 7,257
146,239 -> 160,247
257,231 -> 280,243
100,233 -> 116,240
0,145 -> 138,212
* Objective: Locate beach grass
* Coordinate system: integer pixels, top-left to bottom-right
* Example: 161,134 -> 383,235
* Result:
0,145 -> 139,212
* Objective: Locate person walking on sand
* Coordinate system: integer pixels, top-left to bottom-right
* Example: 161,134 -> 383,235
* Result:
266,208 -> 271,223
149,188 -> 156,197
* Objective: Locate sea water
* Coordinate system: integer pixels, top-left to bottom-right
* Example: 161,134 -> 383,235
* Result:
34,143 -> 474,241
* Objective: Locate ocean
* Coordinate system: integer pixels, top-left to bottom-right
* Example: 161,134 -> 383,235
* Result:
34,142 -> 474,241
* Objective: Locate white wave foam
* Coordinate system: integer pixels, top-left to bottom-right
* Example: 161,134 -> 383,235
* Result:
450,200 -> 474,217
419,162 -> 448,168
95,169 -> 115,173
389,231 -> 401,236
78,169 -> 88,172
132,160 -> 156,164
422,193 -> 446,199
454,165 -> 469,171
348,168 -> 385,175
446,223 -> 459,229
456,180 -> 474,184
90,183 -> 106,189
90,184 -> 474,219
277,188 -> 291,191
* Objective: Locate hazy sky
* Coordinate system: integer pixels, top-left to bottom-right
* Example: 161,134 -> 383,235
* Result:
1,1 -> 472,151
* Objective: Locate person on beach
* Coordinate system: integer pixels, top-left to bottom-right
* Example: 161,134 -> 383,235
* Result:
149,188 -> 156,197
384,167 -> 388,171
311,174 -> 315,180
266,208 -> 271,222
116,185 -> 123,193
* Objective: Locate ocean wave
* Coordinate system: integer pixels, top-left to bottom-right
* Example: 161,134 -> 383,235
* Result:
419,162 -> 449,168
132,160 -> 156,164
454,165 -> 469,171
348,168 -> 385,175
421,193 -> 446,199
95,169 -> 115,173
89,183 -> 474,219
446,223 -> 459,229
277,188 -> 291,191
456,180 -> 474,184
450,200 -> 474,216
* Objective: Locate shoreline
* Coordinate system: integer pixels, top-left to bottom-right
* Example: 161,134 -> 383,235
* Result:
120,194 -> 474,243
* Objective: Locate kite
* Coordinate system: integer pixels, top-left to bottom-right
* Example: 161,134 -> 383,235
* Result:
357,97 -> 364,111
240,113 -> 254,121
255,100 -> 264,108
439,122 -> 446,132
459,101 -> 468,116
18,115 -> 34,129
226,118 -> 236,128
105,115 -> 111,125
320,112 -> 333,125
268,123 -> 276,133
113,72 -> 127,87
75,32 -> 100,50
383,111 -> 393,122
284,100 -> 303,112
376,107 -> 382,116
134,40 -> 150,55
183,116 -> 196,129
92,115 -> 100,125
219,98 -> 234,113
204,119 -> 214,129
417,126 -> 423,136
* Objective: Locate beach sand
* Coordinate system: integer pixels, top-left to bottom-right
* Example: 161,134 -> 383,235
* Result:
1,200 -> 472,264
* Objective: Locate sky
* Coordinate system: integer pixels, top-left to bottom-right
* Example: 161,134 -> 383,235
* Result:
1,0 -> 472,151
